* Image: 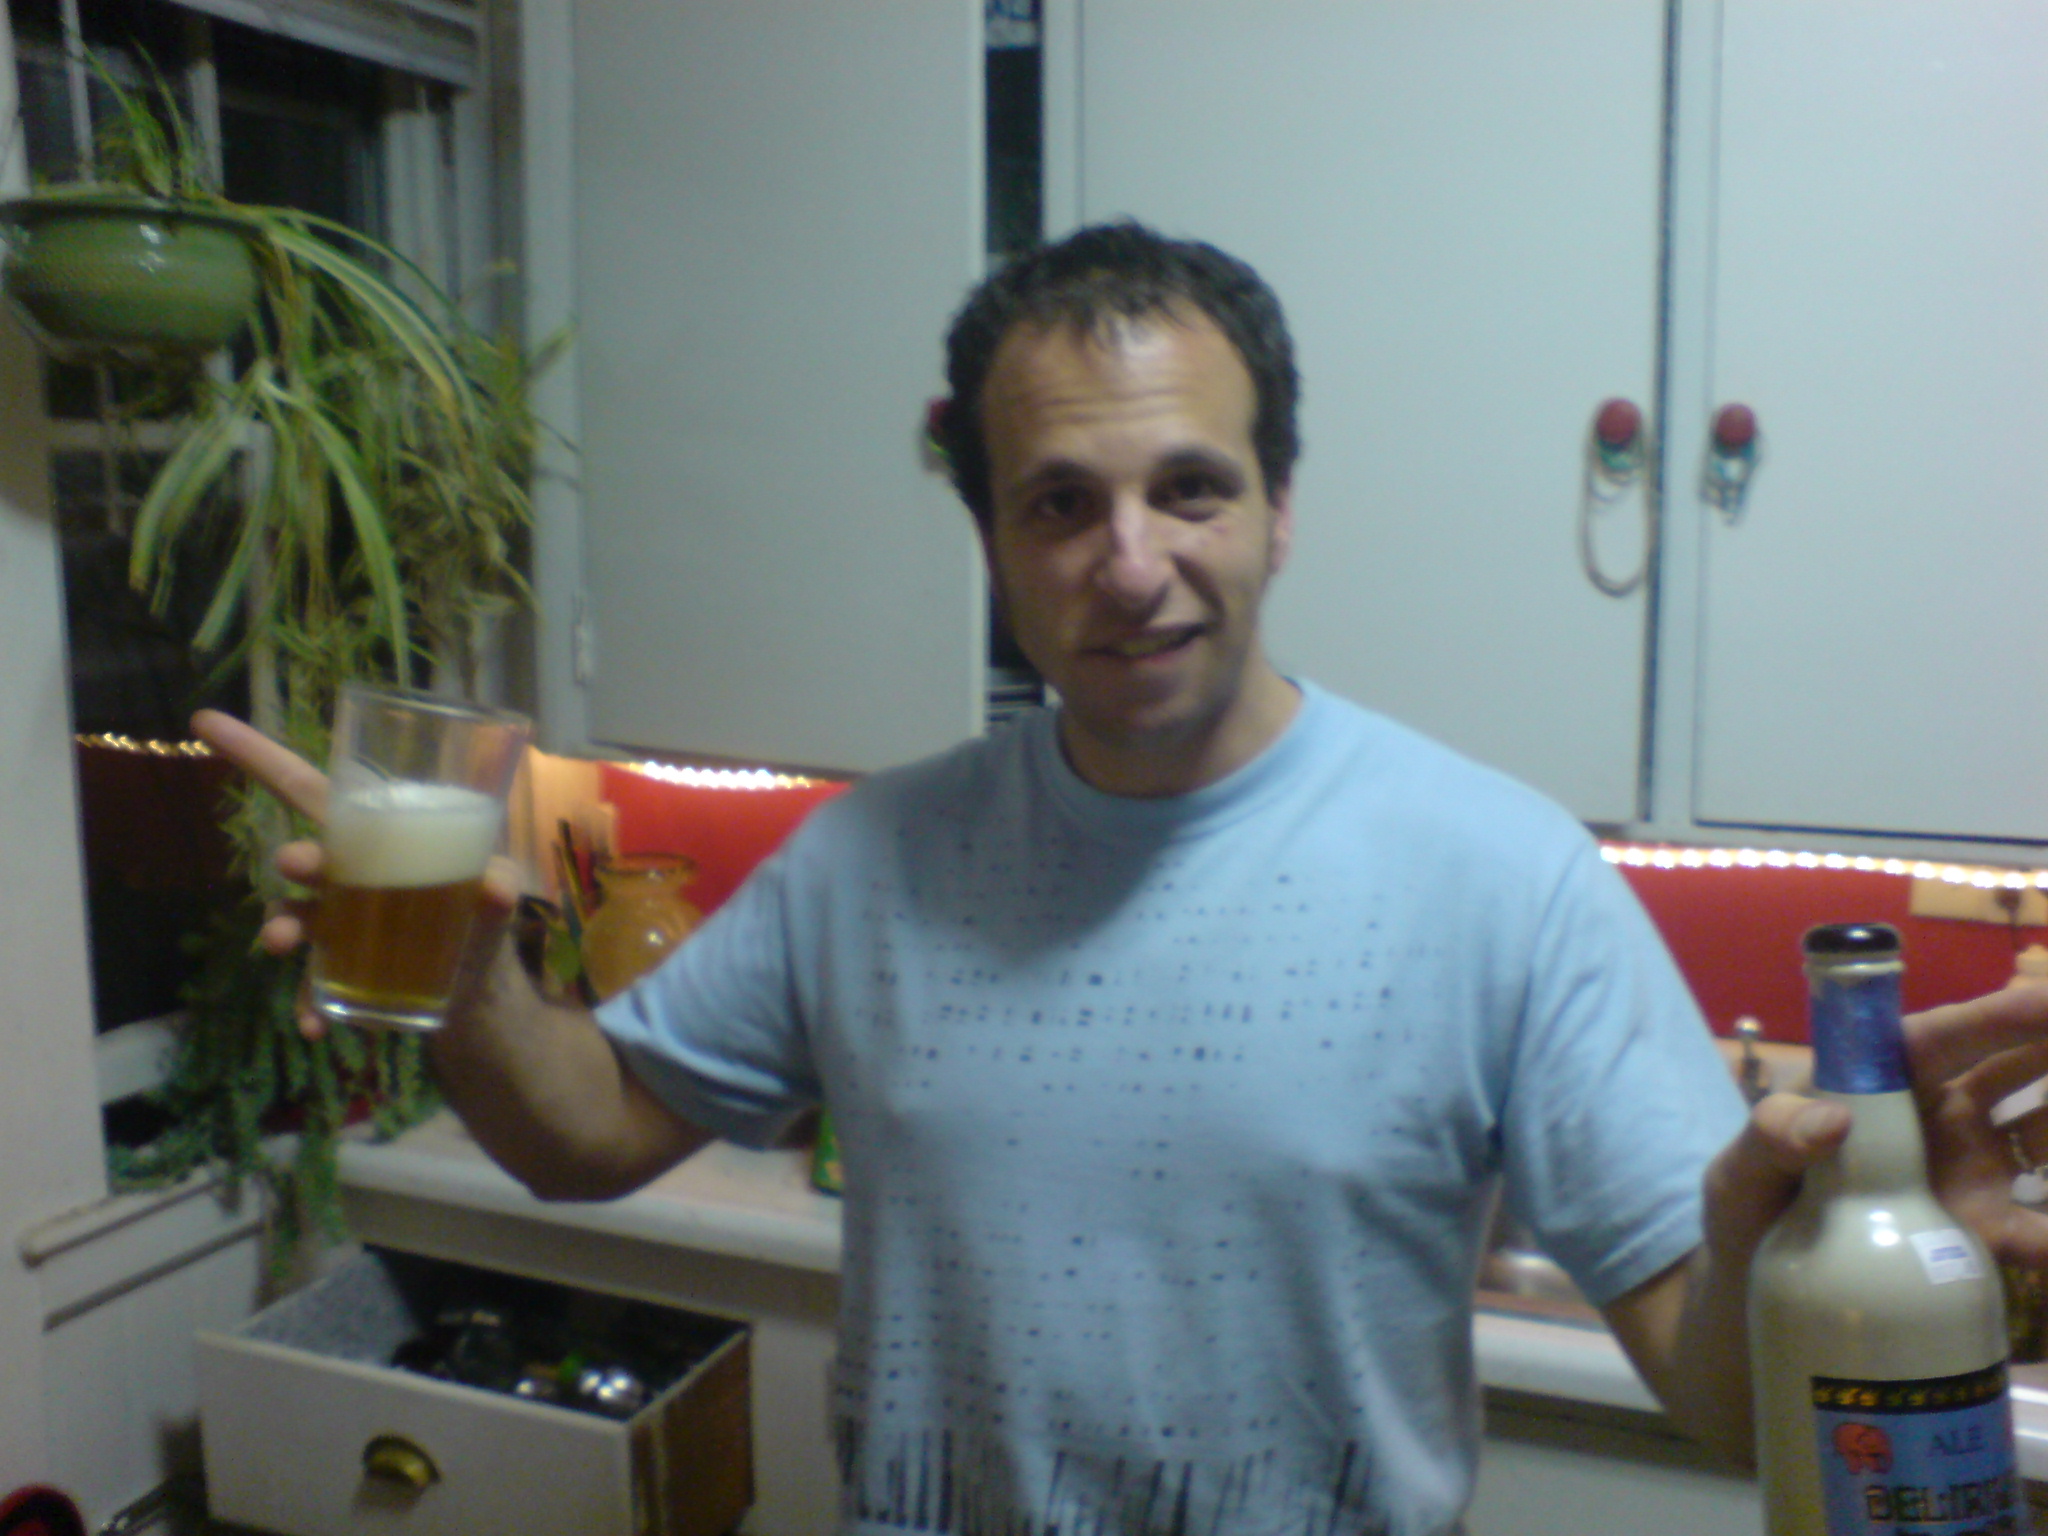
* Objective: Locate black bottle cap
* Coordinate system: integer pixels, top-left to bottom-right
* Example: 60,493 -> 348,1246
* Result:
1803,922 -> 1902,959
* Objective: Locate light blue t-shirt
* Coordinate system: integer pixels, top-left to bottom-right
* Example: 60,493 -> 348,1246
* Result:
599,682 -> 1745,1536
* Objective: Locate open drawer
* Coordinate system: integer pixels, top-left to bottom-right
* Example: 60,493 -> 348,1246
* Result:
197,1246 -> 751,1536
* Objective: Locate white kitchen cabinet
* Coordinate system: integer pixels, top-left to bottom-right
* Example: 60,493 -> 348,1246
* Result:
525,0 -> 2048,855
1049,0 -> 1665,826
523,0 -> 986,774
1684,0 -> 2048,846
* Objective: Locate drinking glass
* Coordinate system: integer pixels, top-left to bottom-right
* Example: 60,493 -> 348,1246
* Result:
309,683 -> 531,1032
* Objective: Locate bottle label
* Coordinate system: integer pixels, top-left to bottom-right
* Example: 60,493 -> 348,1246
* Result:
1908,1229 -> 1986,1286
1811,968 -> 1910,1094
1809,1365 -> 2021,1534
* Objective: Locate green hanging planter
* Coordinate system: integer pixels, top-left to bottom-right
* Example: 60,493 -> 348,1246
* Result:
0,193 -> 260,359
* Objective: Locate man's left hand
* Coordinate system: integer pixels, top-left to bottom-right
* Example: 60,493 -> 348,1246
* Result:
1907,983 -> 2048,1266
1609,982 -> 2048,1464
1707,983 -> 2048,1273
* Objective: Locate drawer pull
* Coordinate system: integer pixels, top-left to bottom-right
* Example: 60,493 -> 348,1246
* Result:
362,1434 -> 440,1492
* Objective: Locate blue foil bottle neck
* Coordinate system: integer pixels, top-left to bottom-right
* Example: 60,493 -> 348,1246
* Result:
1808,963 -> 1910,1094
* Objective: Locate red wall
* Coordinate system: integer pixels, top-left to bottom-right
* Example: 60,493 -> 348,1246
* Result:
594,764 -> 2037,1045
595,764 -> 848,917
1618,860 -> 2042,1042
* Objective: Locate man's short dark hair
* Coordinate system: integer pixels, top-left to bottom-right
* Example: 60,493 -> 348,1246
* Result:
938,221 -> 1301,527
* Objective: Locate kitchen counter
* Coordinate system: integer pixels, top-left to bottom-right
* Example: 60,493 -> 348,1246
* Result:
335,1112 -> 2048,1532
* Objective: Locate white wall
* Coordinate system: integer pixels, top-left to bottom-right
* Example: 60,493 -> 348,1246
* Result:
0,13 -> 119,1490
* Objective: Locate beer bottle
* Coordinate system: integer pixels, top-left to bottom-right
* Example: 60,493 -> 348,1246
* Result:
1750,922 -> 2022,1534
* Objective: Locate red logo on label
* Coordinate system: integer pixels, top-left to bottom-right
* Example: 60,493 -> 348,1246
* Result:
1832,1422 -> 1893,1474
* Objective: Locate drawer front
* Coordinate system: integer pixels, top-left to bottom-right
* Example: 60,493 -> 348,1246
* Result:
199,1335 -> 634,1536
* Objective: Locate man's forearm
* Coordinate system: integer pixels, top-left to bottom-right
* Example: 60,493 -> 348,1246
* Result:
1604,1096 -> 1857,1466
1602,1245 -> 1756,1466
425,939 -> 710,1200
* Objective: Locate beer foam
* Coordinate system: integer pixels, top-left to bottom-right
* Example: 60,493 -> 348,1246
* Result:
325,781 -> 503,888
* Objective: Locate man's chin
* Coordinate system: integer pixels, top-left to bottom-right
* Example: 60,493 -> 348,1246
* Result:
1056,692 -> 1216,757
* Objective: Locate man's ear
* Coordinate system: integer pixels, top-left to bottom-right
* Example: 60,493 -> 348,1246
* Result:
1267,481 -> 1296,577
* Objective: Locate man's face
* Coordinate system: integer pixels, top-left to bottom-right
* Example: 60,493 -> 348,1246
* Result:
978,309 -> 1295,793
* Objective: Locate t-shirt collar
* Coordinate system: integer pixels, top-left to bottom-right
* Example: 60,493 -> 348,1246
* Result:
1030,679 -> 1327,840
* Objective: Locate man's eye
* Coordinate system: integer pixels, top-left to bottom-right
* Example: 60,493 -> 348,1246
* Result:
1033,486 -> 1090,522
1158,471 -> 1226,509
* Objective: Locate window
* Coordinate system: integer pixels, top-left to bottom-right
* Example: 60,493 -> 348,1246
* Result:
7,0 -> 493,1070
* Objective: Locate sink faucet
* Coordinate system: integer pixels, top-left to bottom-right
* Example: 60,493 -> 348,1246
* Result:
1735,1015 -> 1768,1105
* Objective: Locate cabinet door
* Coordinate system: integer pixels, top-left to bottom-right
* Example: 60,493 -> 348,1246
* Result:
537,0 -> 985,773
1694,2 -> 2048,842
1063,1 -> 1664,823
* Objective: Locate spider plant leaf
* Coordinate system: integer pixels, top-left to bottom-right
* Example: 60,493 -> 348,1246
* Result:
290,395 -> 411,668
286,209 -> 469,326
260,221 -> 471,421
252,378 -> 332,592
526,323 -> 575,383
190,467 -> 276,651
128,373 -> 260,611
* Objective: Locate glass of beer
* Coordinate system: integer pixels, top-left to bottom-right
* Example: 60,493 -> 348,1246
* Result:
308,683 -> 531,1032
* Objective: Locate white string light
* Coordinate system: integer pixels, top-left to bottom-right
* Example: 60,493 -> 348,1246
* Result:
56,745 -> 2047,890
73,734 -> 825,790
74,734 -> 215,758
1600,842 -> 2048,889
624,761 -> 820,792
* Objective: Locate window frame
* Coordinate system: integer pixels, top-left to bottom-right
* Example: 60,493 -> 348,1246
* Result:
4,0 -> 505,1115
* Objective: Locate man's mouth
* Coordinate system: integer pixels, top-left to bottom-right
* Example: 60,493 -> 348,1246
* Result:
1097,625 -> 1205,660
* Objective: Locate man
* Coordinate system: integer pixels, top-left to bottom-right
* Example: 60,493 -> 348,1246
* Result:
198,222 -> 2048,1535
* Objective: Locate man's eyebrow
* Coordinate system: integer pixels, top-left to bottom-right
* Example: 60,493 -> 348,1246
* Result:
1156,446 -> 1245,480
1005,456 -> 1098,496
1003,446 -> 1248,500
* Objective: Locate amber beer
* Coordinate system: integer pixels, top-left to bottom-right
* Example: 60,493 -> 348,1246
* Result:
308,684 -> 529,1032
310,783 -> 505,1030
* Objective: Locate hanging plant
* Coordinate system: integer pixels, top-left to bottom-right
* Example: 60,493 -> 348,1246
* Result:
17,57 -> 566,1273
0,55 -> 259,358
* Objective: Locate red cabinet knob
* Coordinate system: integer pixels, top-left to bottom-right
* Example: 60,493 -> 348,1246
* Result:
1712,402 -> 1758,453
1594,397 -> 1643,451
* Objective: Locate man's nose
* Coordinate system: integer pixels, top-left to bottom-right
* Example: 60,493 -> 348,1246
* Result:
1093,495 -> 1172,609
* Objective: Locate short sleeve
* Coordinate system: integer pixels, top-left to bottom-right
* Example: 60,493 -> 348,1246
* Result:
595,839 -> 822,1149
1498,843 -> 1749,1307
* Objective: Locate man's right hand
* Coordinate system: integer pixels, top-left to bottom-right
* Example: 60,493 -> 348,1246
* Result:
190,708 -> 707,1197
189,708 -> 522,1041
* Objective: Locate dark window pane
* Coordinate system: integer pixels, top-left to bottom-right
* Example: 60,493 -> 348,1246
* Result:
76,0 -> 185,58
986,45 -> 1041,261
53,447 -> 247,735
14,51 -> 81,180
220,103 -> 364,226
214,19 -> 382,232
57,442 -> 247,1032
8,0 -> 60,42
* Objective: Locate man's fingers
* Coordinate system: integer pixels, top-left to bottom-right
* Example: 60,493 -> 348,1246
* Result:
291,971 -> 328,1042
480,854 -> 523,914
192,708 -> 330,824
2005,1102 -> 2048,1171
1703,1092 -> 1851,1259
1954,1040 -> 2048,1119
1753,1093 -> 1854,1173
259,910 -> 305,956
1907,985 -> 2048,1085
277,839 -> 326,886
